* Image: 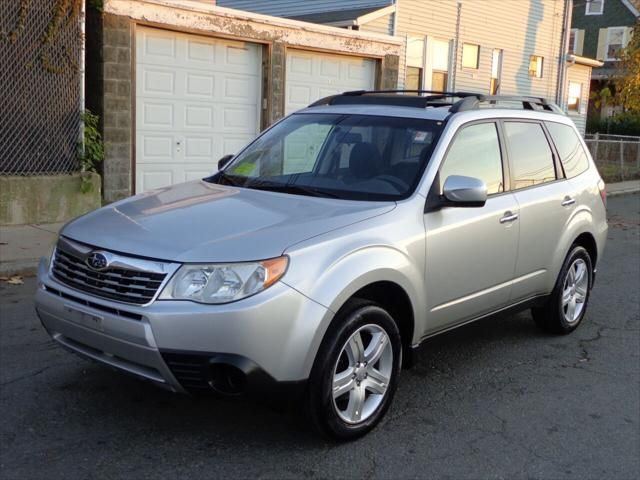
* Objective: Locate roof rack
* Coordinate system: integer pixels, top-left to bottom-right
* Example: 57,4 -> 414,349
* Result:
308,90 -> 563,114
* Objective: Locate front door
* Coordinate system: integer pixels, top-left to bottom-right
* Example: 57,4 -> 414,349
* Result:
423,121 -> 519,335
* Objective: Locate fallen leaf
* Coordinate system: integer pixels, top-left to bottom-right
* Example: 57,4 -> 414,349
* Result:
0,276 -> 9,281
7,276 -> 24,285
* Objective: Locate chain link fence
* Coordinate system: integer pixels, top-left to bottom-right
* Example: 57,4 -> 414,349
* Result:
584,133 -> 640,183
0,0 -> 81,176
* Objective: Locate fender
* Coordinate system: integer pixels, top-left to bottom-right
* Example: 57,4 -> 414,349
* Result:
547,204 -> 595,291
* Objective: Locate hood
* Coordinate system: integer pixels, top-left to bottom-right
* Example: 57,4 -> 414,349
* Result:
62,181 -> 395,263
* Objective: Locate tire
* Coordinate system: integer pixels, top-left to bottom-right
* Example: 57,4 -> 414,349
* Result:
532,245 -> 593,334
303,299 -> 402,440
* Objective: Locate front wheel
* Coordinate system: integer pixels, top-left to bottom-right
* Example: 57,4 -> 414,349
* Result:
303,299 -> 402,440
532,245 -> 592,334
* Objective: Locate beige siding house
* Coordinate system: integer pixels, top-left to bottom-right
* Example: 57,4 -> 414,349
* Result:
223,0 -> 603,133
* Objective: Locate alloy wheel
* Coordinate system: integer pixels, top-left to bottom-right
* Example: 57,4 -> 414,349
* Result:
331,324 -> 394,424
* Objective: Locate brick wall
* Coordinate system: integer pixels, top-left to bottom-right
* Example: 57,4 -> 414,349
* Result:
101,14 -> 132,203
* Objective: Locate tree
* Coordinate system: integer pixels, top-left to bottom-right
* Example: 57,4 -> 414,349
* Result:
615,22 -> 640,113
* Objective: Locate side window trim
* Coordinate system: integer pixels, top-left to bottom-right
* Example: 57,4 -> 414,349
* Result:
436,119 -> 507,197
540,121 -> 566,180
501,119 -> 563,192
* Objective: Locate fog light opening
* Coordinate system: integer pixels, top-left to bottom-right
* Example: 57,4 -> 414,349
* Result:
207,364 -> 247,396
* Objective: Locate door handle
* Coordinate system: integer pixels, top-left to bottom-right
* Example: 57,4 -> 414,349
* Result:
561,196 -> 576,207
499,211 -> 519,224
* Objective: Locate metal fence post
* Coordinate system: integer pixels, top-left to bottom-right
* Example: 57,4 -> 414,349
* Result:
620,138 -> 625,181
594,132 -> 600,163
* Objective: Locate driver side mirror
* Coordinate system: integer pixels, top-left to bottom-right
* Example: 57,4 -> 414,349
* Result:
442,175 -> 487,207
218,154 -> 234,171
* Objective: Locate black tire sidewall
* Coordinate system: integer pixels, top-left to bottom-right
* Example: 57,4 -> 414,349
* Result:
553,245 -> 593,333
307,302 -> 402,440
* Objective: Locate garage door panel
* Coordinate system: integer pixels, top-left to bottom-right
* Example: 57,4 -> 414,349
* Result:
185,73 -> 215,98
184,136 -> 215,160
141,102 -> 174,129
185,105 -> 214,129
140,135 -> 175,163
137,167 -> 174,193
136,26 -> 261,193
141,68 -> 176,96
285,49 -> 375,115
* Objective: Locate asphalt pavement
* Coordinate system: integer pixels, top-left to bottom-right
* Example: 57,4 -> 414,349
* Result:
1,194 -> 638,480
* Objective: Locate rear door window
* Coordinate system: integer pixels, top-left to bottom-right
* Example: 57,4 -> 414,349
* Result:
545,122 -> 590,178
504,122 -> 556,190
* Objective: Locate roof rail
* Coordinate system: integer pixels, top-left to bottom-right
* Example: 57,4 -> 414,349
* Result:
308,90 -> 477,109
449,94 -> 564,113
307,90 -> 563,114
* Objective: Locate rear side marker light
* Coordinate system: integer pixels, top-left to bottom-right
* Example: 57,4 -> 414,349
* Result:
597,178 -> 606,207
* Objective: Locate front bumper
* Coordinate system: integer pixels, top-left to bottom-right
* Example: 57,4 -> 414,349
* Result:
35,259 -> 330,398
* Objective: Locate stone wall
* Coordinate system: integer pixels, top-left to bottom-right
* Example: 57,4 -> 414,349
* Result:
101,13 -> 133,203
0,173 -> 102,226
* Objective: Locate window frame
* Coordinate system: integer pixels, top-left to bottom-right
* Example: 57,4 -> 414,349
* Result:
528,55 -> 544,78
605,26 -> 628,61
461,43 -> 480,70
499,119 -> 565,193
567,82 -> 582,112
585,0 -> 605,15
569,28 -> 578,54
434,119 -> 511,199
544,120 -> 591,179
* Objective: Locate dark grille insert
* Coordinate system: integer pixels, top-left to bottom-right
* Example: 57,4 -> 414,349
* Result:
44,285 -> 143,321
52,249 -> 166,305
161,353 -> 211,393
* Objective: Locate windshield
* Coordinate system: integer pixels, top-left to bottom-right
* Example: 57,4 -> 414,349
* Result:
206,113 -> 444,201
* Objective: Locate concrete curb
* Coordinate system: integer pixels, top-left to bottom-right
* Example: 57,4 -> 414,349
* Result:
0,259 -> 40,277
607,188 -> 640,198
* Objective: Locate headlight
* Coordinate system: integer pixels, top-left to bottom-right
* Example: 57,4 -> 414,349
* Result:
45,235 -> 59,270
159,256 -> 288,304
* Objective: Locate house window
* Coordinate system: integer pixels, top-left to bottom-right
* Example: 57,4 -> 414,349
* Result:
585,0 -> 604,15
490,49 -> 502,94
567,82 -> 582,111
529,55 -> 544,78
406,66 -> 423,91
569,29 -> 577,54
461,43 -> 480,69
431,38 -> 450,91
605,27 -> 627,61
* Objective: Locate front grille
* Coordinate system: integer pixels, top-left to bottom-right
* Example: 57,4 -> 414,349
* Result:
52,249 -> 166,305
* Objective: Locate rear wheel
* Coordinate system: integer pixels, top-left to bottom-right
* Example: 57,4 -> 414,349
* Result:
303,299 -> 402,440
532,245 -> 592,334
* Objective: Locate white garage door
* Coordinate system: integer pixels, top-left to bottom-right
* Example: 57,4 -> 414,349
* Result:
135,27 -> 262,193
285,49 -> 376,115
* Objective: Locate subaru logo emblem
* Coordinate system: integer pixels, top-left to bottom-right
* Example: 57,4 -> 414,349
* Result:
86,252 -> 109,271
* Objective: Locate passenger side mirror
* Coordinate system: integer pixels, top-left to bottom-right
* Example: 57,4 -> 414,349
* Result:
218,154 -> 234,171
442,175 -> 487,207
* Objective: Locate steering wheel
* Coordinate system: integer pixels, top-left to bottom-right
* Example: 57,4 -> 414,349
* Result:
375,174 -> 409,192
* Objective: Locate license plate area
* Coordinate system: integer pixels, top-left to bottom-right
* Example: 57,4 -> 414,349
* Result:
63,304 -> 104,332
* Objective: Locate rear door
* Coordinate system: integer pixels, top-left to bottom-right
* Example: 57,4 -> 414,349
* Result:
502,120 -> 572,301
423,121 -> 519,334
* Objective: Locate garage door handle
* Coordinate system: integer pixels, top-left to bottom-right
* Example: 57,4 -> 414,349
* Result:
499,212 -> 519,224
561,197 -> 576,206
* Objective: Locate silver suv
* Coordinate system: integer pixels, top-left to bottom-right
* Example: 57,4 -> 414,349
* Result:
35,91 -> 608,439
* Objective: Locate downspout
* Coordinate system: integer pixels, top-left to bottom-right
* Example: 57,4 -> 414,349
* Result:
556,0 -> 572,109
452,2 -> 462,91
392,0 -> 398,35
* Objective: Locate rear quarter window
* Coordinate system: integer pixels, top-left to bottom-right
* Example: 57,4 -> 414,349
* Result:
545,122 -> 590,178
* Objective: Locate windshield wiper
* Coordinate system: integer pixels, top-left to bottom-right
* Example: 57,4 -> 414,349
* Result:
246,181 -> 342,199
